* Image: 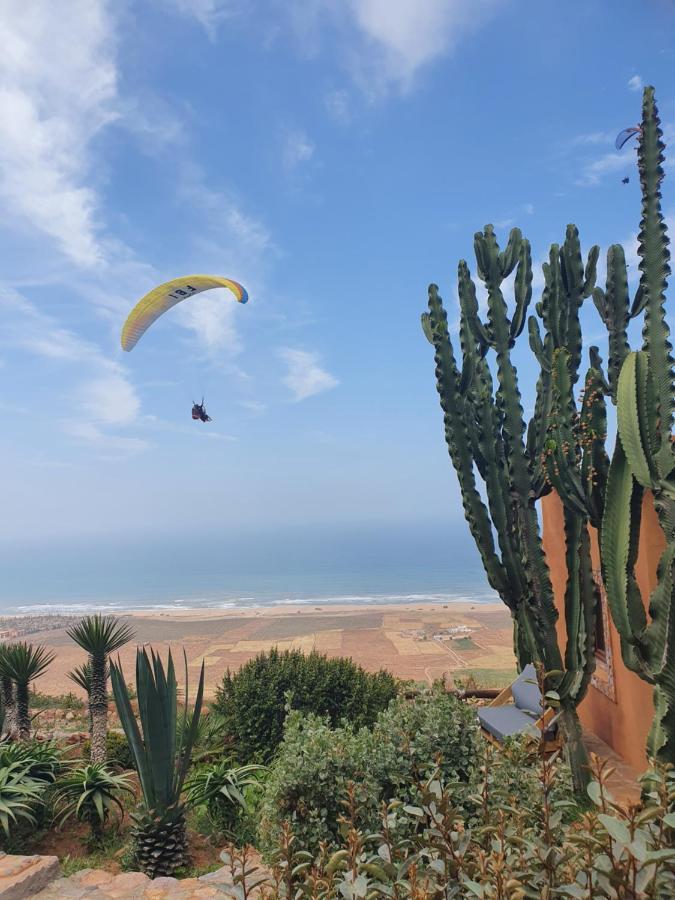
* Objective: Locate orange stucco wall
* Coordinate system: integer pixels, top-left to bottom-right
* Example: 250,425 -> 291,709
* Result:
541,492 -> 665,773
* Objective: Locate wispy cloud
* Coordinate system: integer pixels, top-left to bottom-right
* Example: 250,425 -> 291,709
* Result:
161,0 -> 241,38
628,74 -> 643,92
283,130 -> 316,170
0,286 -> 145,458
0,0 -> 118,266
172,165 -> 275,354
575,151 -> 627,186
279,348 -> 338,401
283,0 -> 505,98
324,89 -> 351,124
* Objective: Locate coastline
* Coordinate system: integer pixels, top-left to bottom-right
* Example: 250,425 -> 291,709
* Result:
15,600 -> 516,698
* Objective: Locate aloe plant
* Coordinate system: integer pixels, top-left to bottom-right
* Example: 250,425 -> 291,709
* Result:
110,648 -> 205,878
600,87 -> 675,763
67,615 -> 133,763
54,763 -> 134,845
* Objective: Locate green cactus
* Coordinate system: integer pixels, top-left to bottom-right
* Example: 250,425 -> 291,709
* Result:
423,223 -> 603,794
599,86 -> 675,763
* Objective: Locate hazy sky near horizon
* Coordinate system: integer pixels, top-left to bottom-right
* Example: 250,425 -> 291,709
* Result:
0,0 -> 674,543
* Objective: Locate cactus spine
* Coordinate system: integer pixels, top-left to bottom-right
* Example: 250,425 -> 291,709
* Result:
423,224 -> 601,793
601,86 -> 675,762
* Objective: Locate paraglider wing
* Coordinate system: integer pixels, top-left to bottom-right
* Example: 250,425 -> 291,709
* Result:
121,275 -> 248,351
615,127 -> 641,151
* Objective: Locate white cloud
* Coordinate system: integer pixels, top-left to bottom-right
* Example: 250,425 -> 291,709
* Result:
283,0 -> 504,97
0,285 -> 145,456
177,291 -> 243,354
162,0 -> 240,37
279,348 -> 338,401
173,165 -> 274,353
575,151 -> 627,186
62,422 -> 149,459
79,375 -> 141,427
628,74 -> 643,92
324,89 -> 351,123
283,130 -> 316,169
0,1 -> 118,266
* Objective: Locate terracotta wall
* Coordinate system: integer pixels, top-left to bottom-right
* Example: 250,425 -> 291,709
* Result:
541,492 -> 665,773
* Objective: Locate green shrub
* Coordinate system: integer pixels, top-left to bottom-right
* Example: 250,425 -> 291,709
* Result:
84,731 -> 135,771
231,754 -> 675,898
258,688 -> 481,855
213,648 -> 397,762
28,690 -> 84,710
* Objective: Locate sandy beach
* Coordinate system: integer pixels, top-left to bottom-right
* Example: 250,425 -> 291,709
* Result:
12,601 -> 517,698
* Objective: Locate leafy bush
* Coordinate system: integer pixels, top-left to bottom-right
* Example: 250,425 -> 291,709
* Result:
258,688 -> 481,855
84,731 -> 135,771
29,690 -> 84,710
213,649 -> 398,763
227,754 -> 675,898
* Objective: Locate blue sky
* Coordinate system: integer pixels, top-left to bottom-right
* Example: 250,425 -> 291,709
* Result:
1,0 -> 674,546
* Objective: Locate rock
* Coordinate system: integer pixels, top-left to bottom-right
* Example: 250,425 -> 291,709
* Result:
65,711 -> 75,722
107,872 -> 151,891
0,854 -> 60,899
72,869 -> 114,888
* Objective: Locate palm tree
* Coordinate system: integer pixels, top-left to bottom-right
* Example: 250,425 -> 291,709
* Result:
2,643 -> 55,739
68,662 -> 94,736
67,616 -> 134,763
0,645 -> 17,736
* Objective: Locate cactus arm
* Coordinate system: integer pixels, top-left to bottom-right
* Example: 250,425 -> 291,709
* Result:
637,87 -> 674,479
579,364 -> 609,529
617,351 -> 658,488
601,439 -> 652,677
559,510 -> 597,700
592,245 -> 631,400
477,227 -> 562,670
425,285 -> 511,605
509,239 -> 533,340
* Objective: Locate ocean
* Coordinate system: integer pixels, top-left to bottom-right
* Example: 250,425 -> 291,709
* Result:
0,522 -> 498,614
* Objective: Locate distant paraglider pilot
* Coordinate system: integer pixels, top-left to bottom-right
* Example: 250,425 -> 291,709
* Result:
192,399 -> 211,422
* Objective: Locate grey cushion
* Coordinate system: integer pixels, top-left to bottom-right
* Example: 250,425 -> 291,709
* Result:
511,664 -> 542,715
477,706 -> 539,742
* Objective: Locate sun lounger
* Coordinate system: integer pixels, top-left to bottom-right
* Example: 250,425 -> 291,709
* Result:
477,664 -> 561,750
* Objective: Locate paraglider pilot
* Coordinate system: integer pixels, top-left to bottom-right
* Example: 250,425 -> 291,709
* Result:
192,399 -> 211,422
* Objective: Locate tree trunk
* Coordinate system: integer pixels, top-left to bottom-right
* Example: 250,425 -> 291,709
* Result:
89,651 -> 108,763
15,681 -> 30,740
1,677 -> 16,737
558,703 -> 591,797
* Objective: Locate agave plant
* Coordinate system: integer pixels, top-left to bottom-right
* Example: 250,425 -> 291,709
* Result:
0,761 -> 45,838
185,761 -> 266,836
67,615 -> 134,763
53,763 -> 134,845
0,646 -> 16,737
110,648 -> 205,878
0,643 -> 55,739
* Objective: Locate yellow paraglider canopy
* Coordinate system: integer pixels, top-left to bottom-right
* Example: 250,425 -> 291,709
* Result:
121,275 -> 248,351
